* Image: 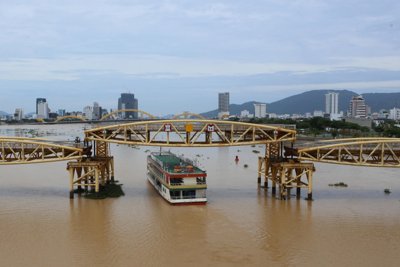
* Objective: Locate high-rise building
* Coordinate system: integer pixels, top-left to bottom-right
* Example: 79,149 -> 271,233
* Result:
84,106 -> 93,120
36,98 -> 46,114
37,102 -> 49,119
254,103 -> 267,118
118,93 -> 138,119
58,109 -> 65,117
218,92 -> 229,118
134,98 -> 138,118
14,108 -> 24,120
389,108 -> 400,120
350,95 -> 370,118
325,92 -> 339,115
93,102 -> 102,120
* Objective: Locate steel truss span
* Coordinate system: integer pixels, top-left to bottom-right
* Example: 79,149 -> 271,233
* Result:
0,138 -> 84,165
297,138 -> 400,168
84,119 -> 296,147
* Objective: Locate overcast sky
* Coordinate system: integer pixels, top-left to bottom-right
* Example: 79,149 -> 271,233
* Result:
0,0 -> 399,115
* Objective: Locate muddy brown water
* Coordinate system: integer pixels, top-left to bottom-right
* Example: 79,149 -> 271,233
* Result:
0,124 -> 400,266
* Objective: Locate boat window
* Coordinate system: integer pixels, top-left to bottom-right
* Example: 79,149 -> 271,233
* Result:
182,190 -> 196,198
196,177 -> 206,184
170,178 -> 183,185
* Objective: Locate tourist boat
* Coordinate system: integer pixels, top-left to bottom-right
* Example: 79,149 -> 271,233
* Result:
147,151 -> 207,205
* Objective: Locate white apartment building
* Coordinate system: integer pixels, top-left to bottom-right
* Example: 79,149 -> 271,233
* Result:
254,103 -> 266,118
325,92 -> 339,115
14,108 -> 24,120
240,110 -> 254,118
37,102 -> 49,119
314,110 -> 324,117
84,106 -> 93,120
389,108 -> 400,120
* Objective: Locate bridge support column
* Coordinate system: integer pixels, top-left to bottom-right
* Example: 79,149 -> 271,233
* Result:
306,169 -> 313,201
95,168 -> 100,197
280,168 -> 286,200
110,157 -> 115,182
69,168 -> 74,199
67,158 -> 111,198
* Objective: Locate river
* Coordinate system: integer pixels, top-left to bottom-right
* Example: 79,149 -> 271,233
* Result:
0,124 -> 399,266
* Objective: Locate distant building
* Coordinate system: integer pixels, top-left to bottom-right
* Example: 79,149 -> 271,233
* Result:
36,98 -> 46,115
84,106 -> 93,120
344,117 -> 373,129
350,95 -> 370,118
305,112 -> 312,118
118,93 -> 138,119
14,108 -> 24,120
218,92 -> 230,118
58,109 -> 65,117
240,110 -> 254,118
93,102 -> 102,120
101,109 -> 108,118
254,103 -> 266,118
268,113 -> 277,119
49,112 -> 58,120
292,114 -> 302,119
313,110 -> 324,117
389,108 -> 400,120
134,98 -> 138,118
325,92 -> 339,115
37,102 -> 49,119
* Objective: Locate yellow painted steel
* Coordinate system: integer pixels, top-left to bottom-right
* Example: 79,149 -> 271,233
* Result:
84,119 -> 296,147
0,138 -> 83,165
37,118 -> 45,123
219,114 -> 229,119
297,139 -> 400,167
100,109 -> 157,120
172,113 -> 205,119
55,116 -> 86,122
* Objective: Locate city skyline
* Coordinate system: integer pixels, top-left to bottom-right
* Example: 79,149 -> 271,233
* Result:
0,1 -> 399,114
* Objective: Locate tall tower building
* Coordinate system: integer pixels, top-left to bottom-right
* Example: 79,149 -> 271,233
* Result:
37,102 -> 49,119
350,95 -> 369,118
36,98 -> 46,114
93,102 -> 102,120
218,92 -> 230,118
325,92 -> 339,115
254,103 -> 267,118
118,93 -> 137,119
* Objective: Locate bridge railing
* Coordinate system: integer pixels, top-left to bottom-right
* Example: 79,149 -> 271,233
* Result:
0,140 -> 86,149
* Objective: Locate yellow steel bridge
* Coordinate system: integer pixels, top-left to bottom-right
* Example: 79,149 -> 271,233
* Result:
3,111 -> 400,201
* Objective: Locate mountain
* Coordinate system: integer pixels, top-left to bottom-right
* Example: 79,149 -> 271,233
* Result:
200,101 -> 262,118
199,90 -> 400,118
267,89 -> 356,115
0,110 -> 9,115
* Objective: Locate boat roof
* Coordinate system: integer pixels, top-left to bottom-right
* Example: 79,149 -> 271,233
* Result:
149,153 -> 206,174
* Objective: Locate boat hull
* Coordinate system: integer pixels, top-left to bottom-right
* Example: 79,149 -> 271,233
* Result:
147,172 -> 207,206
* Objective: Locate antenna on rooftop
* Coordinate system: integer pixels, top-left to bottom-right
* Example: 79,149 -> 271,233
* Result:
123,85 -> 130,94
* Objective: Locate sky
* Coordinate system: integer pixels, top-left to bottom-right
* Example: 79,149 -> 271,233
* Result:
0,0 -> 399,115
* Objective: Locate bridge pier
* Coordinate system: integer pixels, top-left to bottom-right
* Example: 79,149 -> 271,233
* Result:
67,157 -> 113,198
258,155 -> 315,201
